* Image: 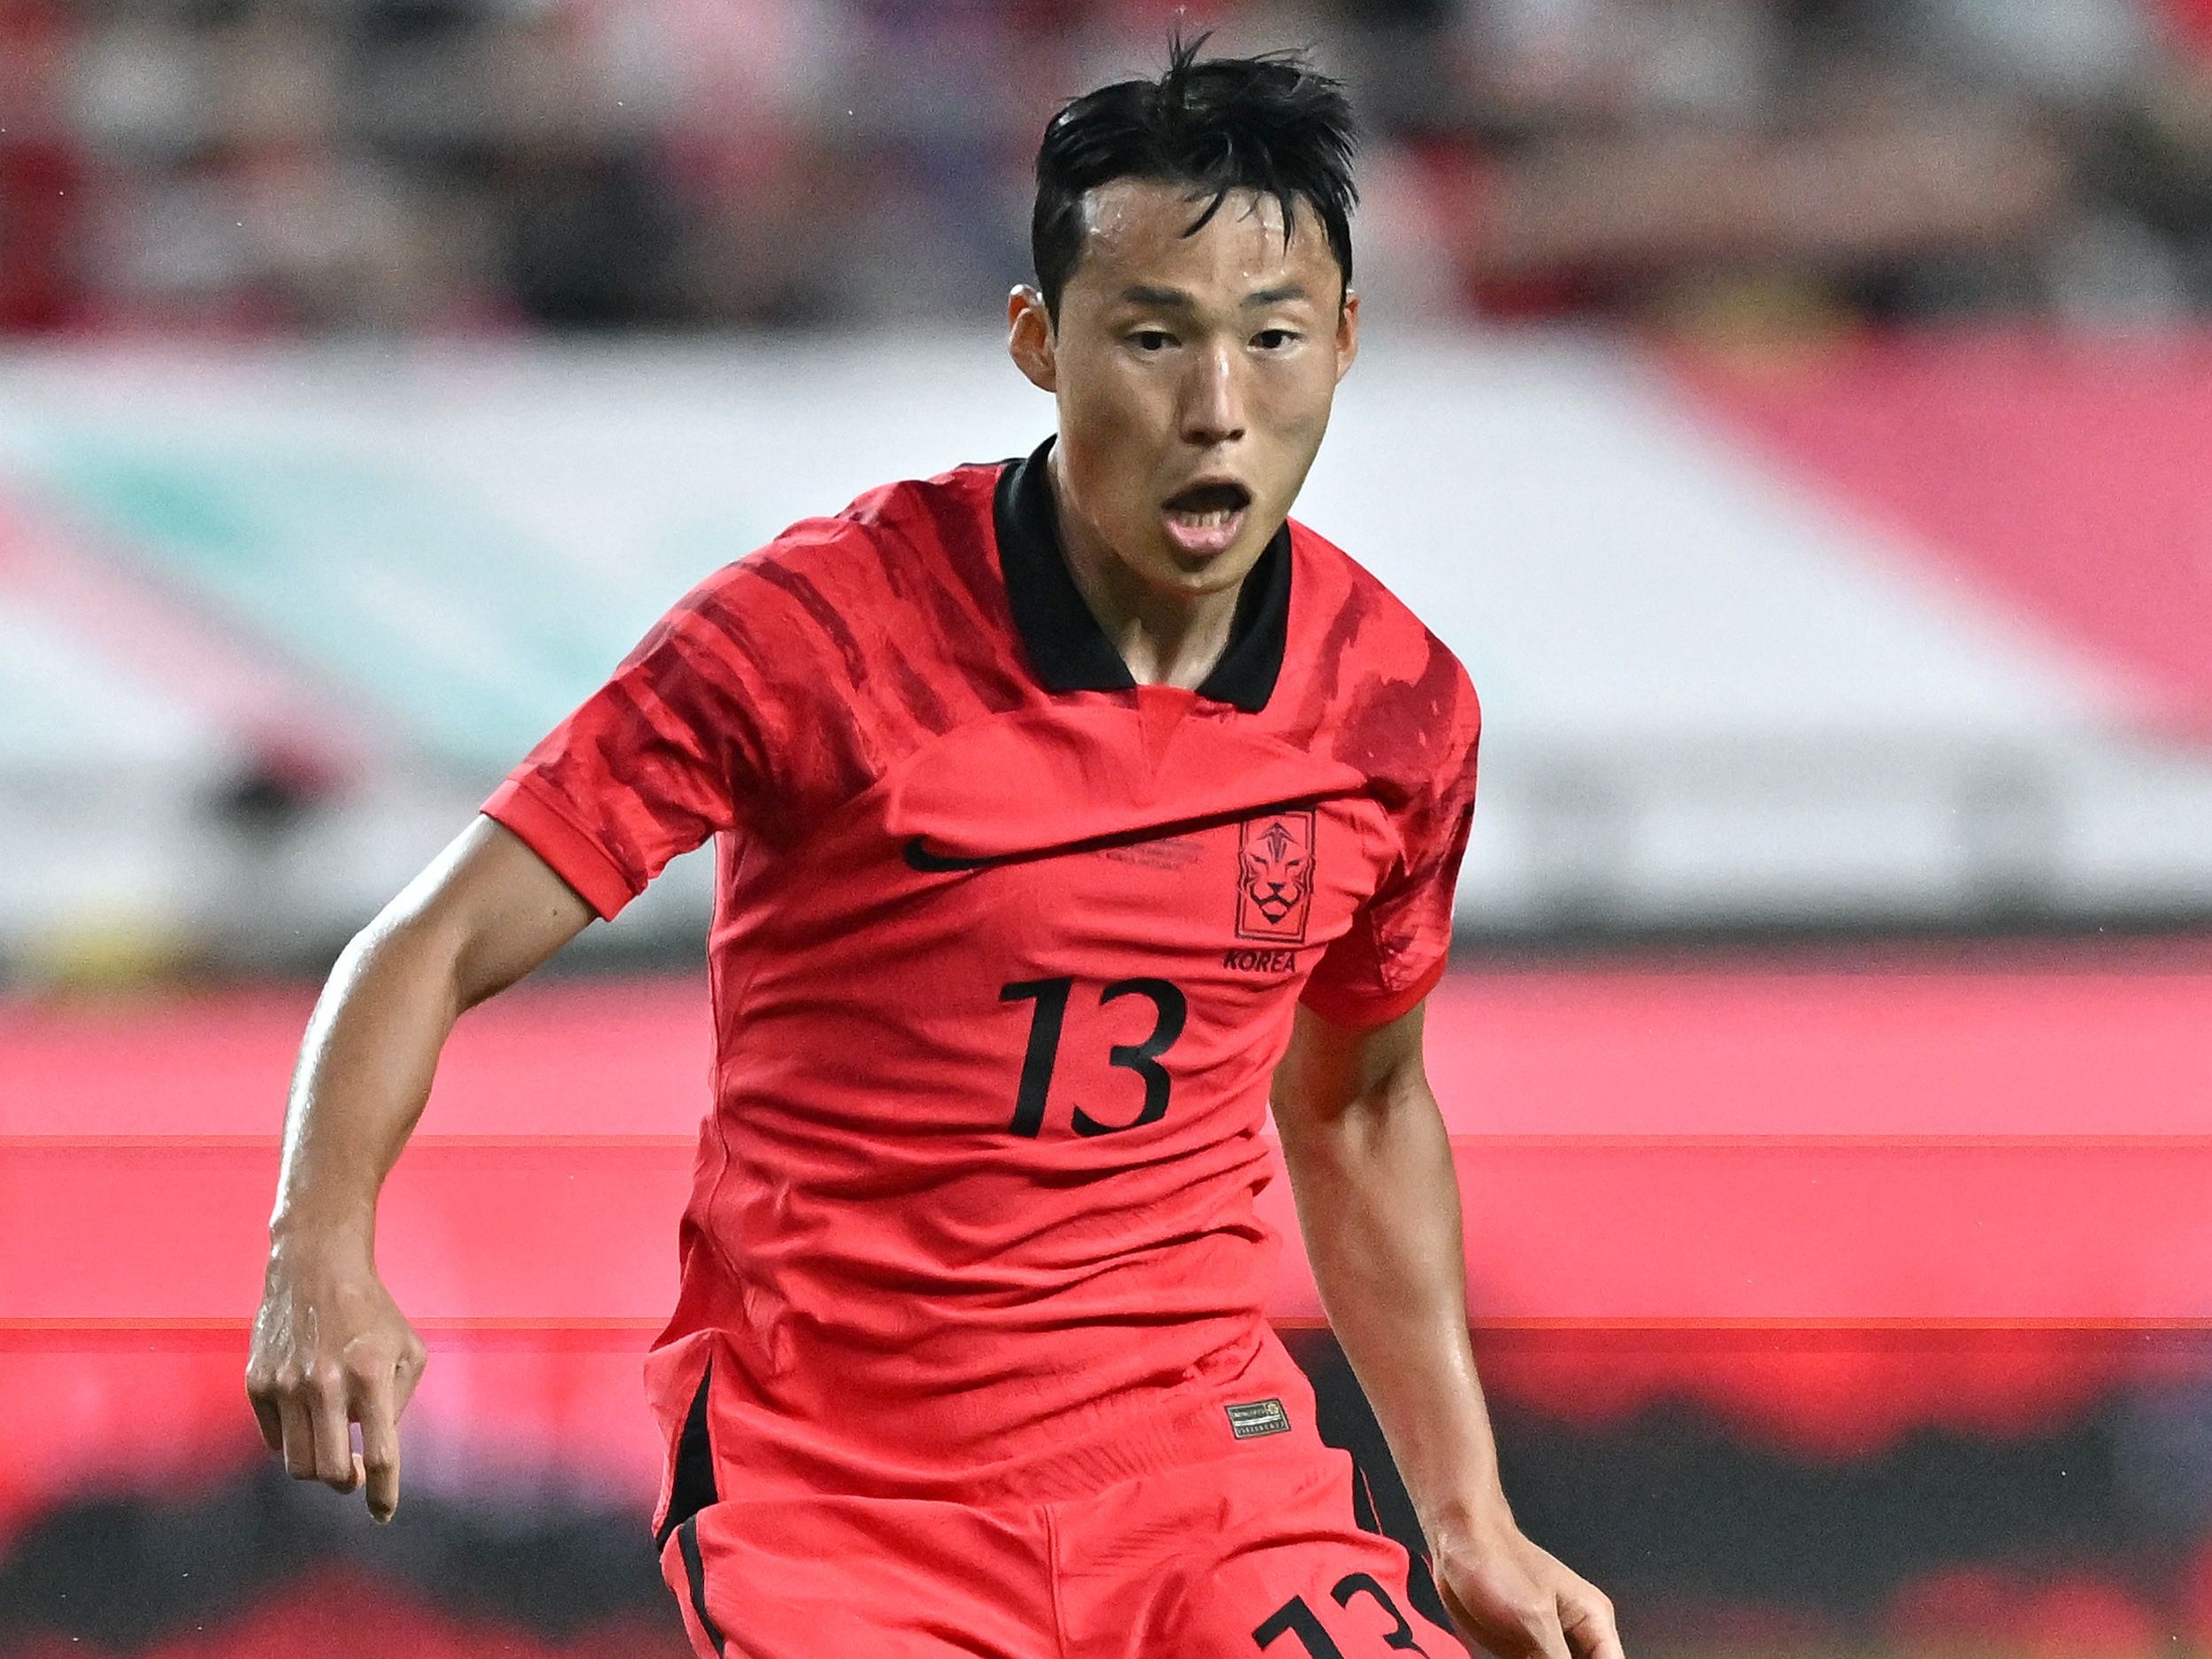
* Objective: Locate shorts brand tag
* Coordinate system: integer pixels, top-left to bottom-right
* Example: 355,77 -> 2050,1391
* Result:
1225,1398 -> 1292,1439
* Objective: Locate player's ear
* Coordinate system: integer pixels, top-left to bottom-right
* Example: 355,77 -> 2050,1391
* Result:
1334,288 -> 1359,383
1007,285 -> 1058,394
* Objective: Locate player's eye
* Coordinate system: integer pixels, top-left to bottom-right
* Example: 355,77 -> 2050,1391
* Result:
1252,328 -> 1300,351
1128,329 -> 1176,353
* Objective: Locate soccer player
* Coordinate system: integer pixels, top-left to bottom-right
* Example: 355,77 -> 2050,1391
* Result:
246,40 -> 1624,1659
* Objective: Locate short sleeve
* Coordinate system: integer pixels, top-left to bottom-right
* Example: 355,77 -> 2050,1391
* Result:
1300,663 -> 1481,1030
483,572 -> 776,921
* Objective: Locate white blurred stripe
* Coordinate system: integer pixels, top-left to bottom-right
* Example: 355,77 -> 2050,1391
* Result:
0,596 -> 229,773
1304,333 -> 2128,744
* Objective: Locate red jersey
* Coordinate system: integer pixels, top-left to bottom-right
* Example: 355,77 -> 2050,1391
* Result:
483,438 -> 1481,1513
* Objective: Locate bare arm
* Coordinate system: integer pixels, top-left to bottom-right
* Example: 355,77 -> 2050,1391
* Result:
1272,1000 -> 1622,1659
245,815 -> 593,1520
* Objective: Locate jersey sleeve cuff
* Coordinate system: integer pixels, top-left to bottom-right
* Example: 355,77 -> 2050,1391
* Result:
482,773 -> 639,922
1297,953 -> 1449,1031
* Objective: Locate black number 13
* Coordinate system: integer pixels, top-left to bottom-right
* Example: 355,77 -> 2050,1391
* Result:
999,976 -> 1187,1138
1254,1575 -> 1429,1656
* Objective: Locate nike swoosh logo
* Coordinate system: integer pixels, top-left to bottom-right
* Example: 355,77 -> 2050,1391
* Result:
901,837 -> 1028,874
901,799 -> 1336,876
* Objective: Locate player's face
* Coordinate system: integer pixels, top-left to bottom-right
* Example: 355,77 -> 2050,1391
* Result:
1008,179 -> 1358,602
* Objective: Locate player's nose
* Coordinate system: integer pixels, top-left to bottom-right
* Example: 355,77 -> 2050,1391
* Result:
1178,343 -> 1246,447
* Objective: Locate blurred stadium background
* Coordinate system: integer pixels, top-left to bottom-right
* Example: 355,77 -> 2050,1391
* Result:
5,0 -> 2212,1655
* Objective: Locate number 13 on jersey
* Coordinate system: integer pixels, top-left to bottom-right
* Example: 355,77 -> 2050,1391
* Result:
999,976 -> 1188,1138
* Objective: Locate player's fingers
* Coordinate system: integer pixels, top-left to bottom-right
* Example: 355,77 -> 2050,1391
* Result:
244,1371 -> 284,1453
1439,1570 -> 1571,1659
278,1390 -> 319,1481
308,1370 -> 360,1493
1560,1586 -> 1623,1659
354,1368 -> 404,1524
391,1333 -> 429,1419
1529,1605 -> 1574,1659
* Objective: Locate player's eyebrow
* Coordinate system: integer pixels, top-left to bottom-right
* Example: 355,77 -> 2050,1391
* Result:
1118,284 -> 1197,310
1115,282 -> 1314,310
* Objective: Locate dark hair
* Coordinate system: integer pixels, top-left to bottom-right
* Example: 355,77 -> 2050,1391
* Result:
1031,35 -> 1358,320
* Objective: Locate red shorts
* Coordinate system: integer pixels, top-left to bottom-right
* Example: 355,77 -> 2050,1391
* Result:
656,1432 -> 1466,1658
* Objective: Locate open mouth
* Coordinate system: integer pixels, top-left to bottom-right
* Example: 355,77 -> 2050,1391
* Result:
1161,481 -> 1253,556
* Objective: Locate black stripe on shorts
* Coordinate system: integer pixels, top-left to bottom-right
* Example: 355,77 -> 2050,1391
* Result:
677,1514 -> 729,1656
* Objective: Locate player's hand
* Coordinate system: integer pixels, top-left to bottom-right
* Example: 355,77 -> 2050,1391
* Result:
1431,1513 -> 1622,1659
244,1238 -> 427,1523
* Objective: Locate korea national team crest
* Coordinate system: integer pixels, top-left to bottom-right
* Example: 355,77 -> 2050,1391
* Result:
1236,809 -> 1317,944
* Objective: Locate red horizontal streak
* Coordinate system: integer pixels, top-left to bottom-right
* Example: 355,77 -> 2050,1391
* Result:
12,1139 -> 2212,1324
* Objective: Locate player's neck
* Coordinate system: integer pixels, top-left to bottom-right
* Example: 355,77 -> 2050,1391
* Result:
1047,452 -> 1244,693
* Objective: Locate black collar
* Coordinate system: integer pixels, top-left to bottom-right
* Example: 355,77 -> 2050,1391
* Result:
992,436 -> 1290,714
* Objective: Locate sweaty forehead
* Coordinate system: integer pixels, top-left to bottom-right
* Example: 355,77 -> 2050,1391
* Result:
1068,178 -> 1333,299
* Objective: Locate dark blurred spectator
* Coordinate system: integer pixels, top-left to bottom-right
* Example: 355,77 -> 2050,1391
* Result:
0,0 -> 88,332
488,6 -> 681,327
2089,0 -> 2212,309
